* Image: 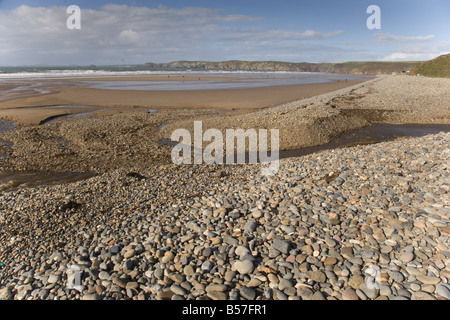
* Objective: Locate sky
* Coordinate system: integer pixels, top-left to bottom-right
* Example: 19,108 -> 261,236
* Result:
0,0 -> 449,66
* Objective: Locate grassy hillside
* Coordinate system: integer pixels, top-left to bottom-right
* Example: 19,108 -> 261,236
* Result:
410,54 -> 450,78
318,61 -> 419,75
143,60 -> 420,75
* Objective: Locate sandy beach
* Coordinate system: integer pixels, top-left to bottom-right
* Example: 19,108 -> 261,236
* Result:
0,77 -> 364,126
0,74 -> 449,302
0,75 -> 449,174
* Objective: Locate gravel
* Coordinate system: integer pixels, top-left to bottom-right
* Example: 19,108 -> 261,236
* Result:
0,130 -> 448,300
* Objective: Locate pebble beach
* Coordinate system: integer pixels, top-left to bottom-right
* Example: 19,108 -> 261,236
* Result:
0,75 -> 449,301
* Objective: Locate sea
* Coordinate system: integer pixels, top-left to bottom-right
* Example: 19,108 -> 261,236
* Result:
0,65 -> 365,90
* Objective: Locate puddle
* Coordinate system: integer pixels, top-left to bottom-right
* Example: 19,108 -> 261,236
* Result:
0,171 -> 97,192
81,73 -> 365,91
37,106 -> 160,125
279,123 -> 450,159
159,123 -> 450,163
0,119 -> 16,134
0,119 -> 16,157
1,123 -> 449,191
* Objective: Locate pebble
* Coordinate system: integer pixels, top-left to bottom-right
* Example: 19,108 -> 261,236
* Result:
279,279 -> 293,291
399,252 -> 414,263
0,129 -> 449,301
240,286 -> 256,300
435,284 -> 450,300
305,271 -> 326,283
416,274 -> 441,285
411,291 -> 437,300
207,291 -> 227,300
341,288 -> 359,300
234,260 -> 254,275
272,239 -> 290,254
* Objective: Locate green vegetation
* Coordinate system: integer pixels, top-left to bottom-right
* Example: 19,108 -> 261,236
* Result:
142,60 -> 421,75
410,54 -> 450,78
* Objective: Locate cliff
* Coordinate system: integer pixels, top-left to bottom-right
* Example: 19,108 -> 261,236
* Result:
141,60 -> 420,75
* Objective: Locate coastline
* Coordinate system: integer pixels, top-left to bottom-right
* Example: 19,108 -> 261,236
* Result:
0,75 -> 449,174
0,77 -> 365,126
0,73 -> 449,301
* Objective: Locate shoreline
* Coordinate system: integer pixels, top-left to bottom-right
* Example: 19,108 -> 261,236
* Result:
0,75 -> 449,175
0,74 -> 449,301
0,78 -> 365,126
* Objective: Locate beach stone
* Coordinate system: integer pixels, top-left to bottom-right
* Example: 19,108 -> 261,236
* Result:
247,278 -> 262,288
324,257 -> 338,266
169,274 -> 185,283
183,265 -> 195,276
235,246 -> 250,256
297,287 -> 314,300
305,271 -> 326,283
206,284 -> 228,293
312,291 -> 326,300
112,277 -> 127,289
0,287 -> 13,300
170,284 -> 187,296
272,239 -> 289,254
122,259 -> 135,272
411,291 -> 436,300
380,246 -> 393,253
201,260 -> 213,272
109,245 -> 121,255
161,251 -> 175,263
340,269 -> 350,277
224,235 -> 238,246
341,247 -> 353,259
359,283 -> 379,299
341,288 -> 359,300
207,291 -> 227,300
435,284 -> 450,300
380,285 -> 392,296
251,209 -> 262,219
82,293 -> 100,300
324,237 -> 337,247
348,275 -> 364,289
124,249 -> 136,259
240,286 -> 256,300
224,270 -> 236,282
416,274 -> 441,285
47,274 -> 60,284
157,290 -> 175,300
234,260 -> 254,275
388,271 -> 404,283
355,289 -> 367,300
399,252 -> 414,263
275,289 -> 288,300
279,279 -> 293,291
244,221 -> 257,233
98,271 -> 110,280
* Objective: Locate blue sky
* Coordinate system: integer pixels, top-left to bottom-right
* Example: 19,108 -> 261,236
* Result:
0,0 -> 449,65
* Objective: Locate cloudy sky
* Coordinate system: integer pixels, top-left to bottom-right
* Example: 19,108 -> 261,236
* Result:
0,0 -> 449,65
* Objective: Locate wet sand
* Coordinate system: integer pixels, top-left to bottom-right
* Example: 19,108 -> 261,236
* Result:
0,77 -> 364,125
0,75 -> 449,189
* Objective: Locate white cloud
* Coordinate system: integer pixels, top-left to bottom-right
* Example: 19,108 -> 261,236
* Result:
381,42 -> 450,61
374,32 -> 435,43
117,29 -> 140,45
0,4 -> 346,65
